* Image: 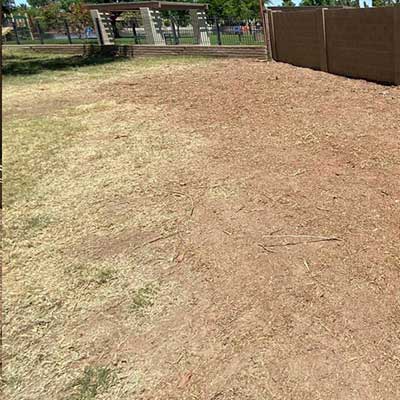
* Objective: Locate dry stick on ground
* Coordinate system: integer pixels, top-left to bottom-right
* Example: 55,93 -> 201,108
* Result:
264,239 -> 341,248
171,191 -> 195,217
260,236 -> 342,249
266,235 -> 342,240
133,232 -> 179,251
257,243 -> 276,253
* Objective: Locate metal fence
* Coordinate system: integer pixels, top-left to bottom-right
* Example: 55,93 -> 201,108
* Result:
114,12 -> 147,44
114,15 -> 264,46
3,14 -> 264,46
153,18 -> 264,46
2,17 -> 98,45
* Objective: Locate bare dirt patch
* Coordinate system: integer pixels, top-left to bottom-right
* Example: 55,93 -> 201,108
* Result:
107,60 -> 400,399
3,56 -> 400,400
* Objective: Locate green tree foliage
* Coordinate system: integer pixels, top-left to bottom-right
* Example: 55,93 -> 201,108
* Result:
78,0 -> 109,2
1,0 -> 16,15
67,1 -> 91,34
24,0 -> 91,32
210,0 -> 271,19
372,0 -> 399,5
40,2 -> 63,28
120,11 -> 140,24
300,0 -> 360,6
282,0 -> 296,6
224,0 -> 260,19
155,1 -> 191,27
158,0 -> 267,19
27,0 -> 50,7
158,0 -> 267,25
300,0 -> 329,5
204,0 -> 227,17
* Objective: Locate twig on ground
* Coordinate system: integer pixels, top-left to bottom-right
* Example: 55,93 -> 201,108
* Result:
261,237 -> 341,247
171,191 -> 195,217
258,243 -> 275,253
189,197 -> 195,216
210,391 -> 224,399
148,232 -> 179,244
175,352 -> 184,365
134,232 -> 179,251
316,206 -> 331,212
266,234 -> 342,240
318,321 -> 334,336
293,169 -> 306,176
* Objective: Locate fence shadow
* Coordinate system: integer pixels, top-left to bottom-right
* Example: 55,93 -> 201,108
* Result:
2,49 -> 125,76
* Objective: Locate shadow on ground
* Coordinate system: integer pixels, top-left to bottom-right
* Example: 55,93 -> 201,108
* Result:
1,52 -> 126,76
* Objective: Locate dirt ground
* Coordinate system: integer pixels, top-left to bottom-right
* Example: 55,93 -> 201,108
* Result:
3,54 -> 400,400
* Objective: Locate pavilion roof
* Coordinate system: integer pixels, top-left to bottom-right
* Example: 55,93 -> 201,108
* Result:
83,1 -> 208,12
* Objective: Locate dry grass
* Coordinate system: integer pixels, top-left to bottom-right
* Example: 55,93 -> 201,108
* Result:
2,50 -> 400,400
3,51 -> 208,399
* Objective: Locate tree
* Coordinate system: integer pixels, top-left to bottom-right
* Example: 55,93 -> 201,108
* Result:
1,0 -> 16,15
27,0 -> 51,8
300,0 -> 330,6
25,0 -> 91,33
371,0 -> 398,5
179,0 -> 269,19
205,0 -> 232,17
224,0 -> 260,19
282,0 -> 296,6
67,0 -> 91,36
39,2 -> 63,29
300,0 -> 362,4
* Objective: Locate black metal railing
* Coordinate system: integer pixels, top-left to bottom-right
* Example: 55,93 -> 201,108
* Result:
2,18 -> 98,45
2,15 -> 265,46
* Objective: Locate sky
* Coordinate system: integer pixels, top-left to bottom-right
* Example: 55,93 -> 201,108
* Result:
14,0 -> 374,8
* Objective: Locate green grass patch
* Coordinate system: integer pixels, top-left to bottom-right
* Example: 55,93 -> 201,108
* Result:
22,214 -> 52,237
67,366 -> 116,400
62,261 -> 118,289
129,283 -> 159,313
94,268 -> 116,285
1,49 -> 124,77
2,49 -> 209,85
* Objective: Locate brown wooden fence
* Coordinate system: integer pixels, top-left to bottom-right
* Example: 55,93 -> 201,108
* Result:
267,6 -> 400,85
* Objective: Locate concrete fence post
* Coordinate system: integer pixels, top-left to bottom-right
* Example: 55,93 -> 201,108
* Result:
394,6 -> 400,85
90,10 -> 114,45
140,7 -> 165,45
190,10 -> 211,46
317,8 -> 328,72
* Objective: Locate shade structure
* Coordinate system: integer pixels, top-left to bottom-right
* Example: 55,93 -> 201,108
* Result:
83,1 -> 208,12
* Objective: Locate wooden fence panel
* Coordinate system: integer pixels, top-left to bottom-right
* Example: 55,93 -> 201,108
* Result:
272,10 -> 323,70
325,7 -> 395,84
269,6 -> 399,85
